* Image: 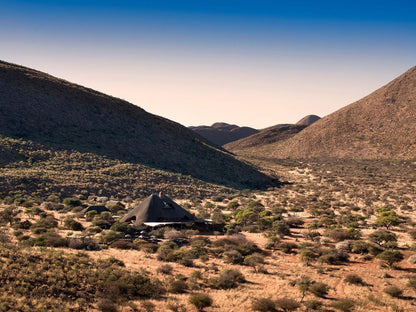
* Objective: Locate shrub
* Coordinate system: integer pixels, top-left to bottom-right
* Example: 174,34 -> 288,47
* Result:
299,249 -> 318,265
304,300 -> 322,310
275,298 -> 300,312
376,250 -> 404,267
309,282 -> 330,298
102,231 -> 122,243
110,240 -> 138,250
238,242 -> 261,256
278,242 -> 298,254
157,264 -> 173,275
64,218 -> 84,231
272,220 -> 291,237
331,299 -> 355,312
369,230 -> 397,248
264,235 -> 281,249
350,240 -> 370,254
318,250 -> 349,265
286,216 -> 304,228
63,197 -> 82,208
189,294 -> 213,312
344,274 -> 364,285
168,279 -> 188,293
209,269 -> 245,289
383,286 -> 403,298
251,298 -> 276,312
224,249 -> 244,264
244,253 -> 265,272
97,299 -> 119,312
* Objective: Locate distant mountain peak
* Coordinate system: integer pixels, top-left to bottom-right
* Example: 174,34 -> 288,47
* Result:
189,122 -> 258,146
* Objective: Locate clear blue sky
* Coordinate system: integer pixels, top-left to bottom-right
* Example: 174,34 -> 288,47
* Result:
1,0 -> 415,128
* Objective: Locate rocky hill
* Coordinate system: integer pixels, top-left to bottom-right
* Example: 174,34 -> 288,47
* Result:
0,60 -> 274,190
224,124 -> 306,151
189,122 -> 258,146
271,66 -> 416,159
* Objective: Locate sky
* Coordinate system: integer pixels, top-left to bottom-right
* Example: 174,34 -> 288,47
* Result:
1,1 -> 416,128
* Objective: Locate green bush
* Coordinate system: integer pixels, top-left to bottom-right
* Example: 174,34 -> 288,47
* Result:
376,250 -> 404,267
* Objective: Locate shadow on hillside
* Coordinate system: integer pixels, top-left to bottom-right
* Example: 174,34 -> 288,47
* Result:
1,132 -> 282,191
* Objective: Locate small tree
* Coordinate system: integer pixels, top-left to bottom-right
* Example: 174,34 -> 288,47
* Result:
189,294 -> 213,312
375,211 -> 400,229
296,275 -> 311,302
376,250 -> 404,267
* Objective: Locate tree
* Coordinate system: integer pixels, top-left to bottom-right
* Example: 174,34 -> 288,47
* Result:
296,275 -> 312,302
375,210 -> 400,229
368,230 -> 397,248
376,250 -> 404,267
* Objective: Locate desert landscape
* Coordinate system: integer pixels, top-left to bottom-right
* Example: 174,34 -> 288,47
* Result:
1,1 -> 416,312
1,62 -> 416,312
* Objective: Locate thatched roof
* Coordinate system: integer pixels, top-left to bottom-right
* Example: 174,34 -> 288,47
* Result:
120,193 -> 195,225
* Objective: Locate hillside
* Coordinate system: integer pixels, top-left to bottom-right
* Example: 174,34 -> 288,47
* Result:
296,114 -> 321,126
229,67 -> 416,160
0,60 -> 273,190
224,124 -> 306,151
189,122 -> 258,146
271,66 -> 416,159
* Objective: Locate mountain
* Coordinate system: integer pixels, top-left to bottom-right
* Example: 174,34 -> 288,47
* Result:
189,122 -> 259,146
296,114 -> 321,126
263,66 -> 416,159
224,124 -> 306,151
0,60 -> 274,190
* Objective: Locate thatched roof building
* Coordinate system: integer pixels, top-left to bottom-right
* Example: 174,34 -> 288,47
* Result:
120,193 -> 205,227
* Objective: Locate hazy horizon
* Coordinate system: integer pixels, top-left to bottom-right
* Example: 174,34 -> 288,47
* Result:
1,0 -> 415,128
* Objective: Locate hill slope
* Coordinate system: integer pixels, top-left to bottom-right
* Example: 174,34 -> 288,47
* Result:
224,124 -> 306,151
0,60 -> 273,189
272,66 -> 416,159
189,122 -> 259,146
